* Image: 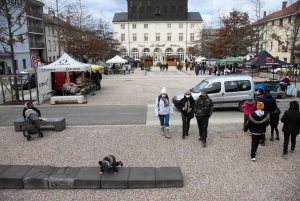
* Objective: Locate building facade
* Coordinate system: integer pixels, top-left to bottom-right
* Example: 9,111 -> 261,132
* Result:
253,1 -> 300,63
112,0 -> 203,65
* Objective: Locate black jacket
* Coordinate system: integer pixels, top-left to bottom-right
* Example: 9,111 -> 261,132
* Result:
281,102 -> 300,135
270,107 -> 281,125
244,110 -> 270,134
258,92 -> 276,113
23,102 -> 41,118
179,96 -> 195,115
194,95 -> 214,118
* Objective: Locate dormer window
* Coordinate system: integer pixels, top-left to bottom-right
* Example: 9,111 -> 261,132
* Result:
155,7 -> 160,15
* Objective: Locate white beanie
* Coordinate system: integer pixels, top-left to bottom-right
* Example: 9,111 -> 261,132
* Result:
161,87 -> 167,94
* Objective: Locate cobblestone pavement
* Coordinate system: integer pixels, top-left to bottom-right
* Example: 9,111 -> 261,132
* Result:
0,66 -> 299,200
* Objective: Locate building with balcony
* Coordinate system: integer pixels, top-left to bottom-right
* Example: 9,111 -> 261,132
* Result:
0,0 -> 45,74
112,0 -> 203,65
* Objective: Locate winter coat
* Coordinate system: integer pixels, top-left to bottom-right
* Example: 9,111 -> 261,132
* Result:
281,102 -> 300,135
155,95 -> 173,116
244,110 -> 270,134
179,96 -> 195,116
270,107 -> 281,125
242,100 -> 256,116
99,155 -> 118,173
258,92 -> 277,113
23,102 -> 41,118
194,95 -> 214,118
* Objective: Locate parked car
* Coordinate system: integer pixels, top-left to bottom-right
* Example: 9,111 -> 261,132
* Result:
172,75 -> 255,112
12,72 -> 36,89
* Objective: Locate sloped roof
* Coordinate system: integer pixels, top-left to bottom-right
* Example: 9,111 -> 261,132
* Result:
44,14 -> 67,26
253,1 -> 300,25
112,12 -> 202,22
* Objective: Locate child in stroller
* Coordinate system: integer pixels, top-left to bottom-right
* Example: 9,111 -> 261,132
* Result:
22,102 -> 44,141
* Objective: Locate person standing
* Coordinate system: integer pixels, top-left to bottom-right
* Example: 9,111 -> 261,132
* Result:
194,89 -> 214,147
166,63 -> 168,71
122,64 -> 126,75
127,63 -> 131,74
195,62 -> 200,75
255,88 -> 264,101
258,87 -> 277,146
179,91 -> 195,139
155,87 -> 173,139
244,102 -> 270,162
95,70 -> 102,90
280,76 -> 290,92
281,101 -> 300,159
270,101 -> 281,141
242,93 -> 256,135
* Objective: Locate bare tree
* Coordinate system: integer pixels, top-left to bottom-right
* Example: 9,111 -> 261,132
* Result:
0,0 -> 29,101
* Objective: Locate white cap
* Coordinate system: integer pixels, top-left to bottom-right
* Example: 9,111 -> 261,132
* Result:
161,87 -> 167,94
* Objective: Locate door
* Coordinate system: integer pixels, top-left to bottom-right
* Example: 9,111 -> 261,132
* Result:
206,82 -> 223,107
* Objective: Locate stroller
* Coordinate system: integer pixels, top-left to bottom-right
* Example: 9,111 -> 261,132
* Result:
22,109 -> 44,141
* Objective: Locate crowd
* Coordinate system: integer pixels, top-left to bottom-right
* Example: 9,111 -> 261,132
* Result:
155,86 -> 300,161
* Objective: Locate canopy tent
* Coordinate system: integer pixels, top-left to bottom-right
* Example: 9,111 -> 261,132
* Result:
244,50 -> 294,68
205,58 -> 222,61
36,53 -> 90,73
218,57 -> 243,63
123,55 -> 135,61
91,65 -> 104,70
106,55 -> 128,64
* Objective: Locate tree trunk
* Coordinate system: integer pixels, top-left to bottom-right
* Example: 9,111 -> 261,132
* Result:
10,44 -> 20,101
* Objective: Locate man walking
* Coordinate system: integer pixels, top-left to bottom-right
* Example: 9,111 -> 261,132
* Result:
194,89 -> 214,147
258,87 -> 277,146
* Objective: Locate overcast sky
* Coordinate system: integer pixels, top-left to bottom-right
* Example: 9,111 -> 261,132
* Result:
45,0 -> 286,29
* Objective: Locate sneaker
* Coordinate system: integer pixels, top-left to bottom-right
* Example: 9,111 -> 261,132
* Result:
119,161 -> 123,167
251,158 -> 256,162
199,137 -> 202,141
283,155 -> 288,159
202,142 -> 206,147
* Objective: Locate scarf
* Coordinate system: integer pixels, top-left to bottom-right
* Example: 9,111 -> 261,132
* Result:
161,97 -> 169,107
184,99 -> 191,113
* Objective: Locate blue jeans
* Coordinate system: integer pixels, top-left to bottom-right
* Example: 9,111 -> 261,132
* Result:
159,114 -> 170,127
280,83 -> 287,91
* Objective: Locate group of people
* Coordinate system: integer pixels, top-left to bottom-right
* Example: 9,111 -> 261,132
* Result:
159,63 -> 169,71
154,86 -> 300,161
155,87 -> 213,147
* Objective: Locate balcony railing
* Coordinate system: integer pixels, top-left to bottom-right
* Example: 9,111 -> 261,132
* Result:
29,42 -> 45,48
27,11 -> 43,19
28,26 -> 44,34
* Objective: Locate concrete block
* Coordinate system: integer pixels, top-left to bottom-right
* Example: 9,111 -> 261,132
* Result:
100,167 -> 130,189
155,167 -> 183,188
74,167 -> 101,189
0,165 -> 10,175
49,167 -> 80,189
14,117 -> 66,132
0,165 -> 33,189
23,166 -> 56,189
128,167 -> 155,189
297,90 -> 300,98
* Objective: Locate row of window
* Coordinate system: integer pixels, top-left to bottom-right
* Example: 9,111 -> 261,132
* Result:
47,26 -> 56,36
120,33 -> 194,42
121,23 -> 195,29
47,40 -> 57,52
271,16 -> 292,26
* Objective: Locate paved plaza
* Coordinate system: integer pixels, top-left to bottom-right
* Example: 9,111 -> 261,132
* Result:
0,67 -> 299,200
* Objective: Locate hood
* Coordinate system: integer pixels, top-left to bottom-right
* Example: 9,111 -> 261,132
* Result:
24,102 -> 29,109
289,101 -> 299,110
264,92 -> 273,99
249,111 -> 270,124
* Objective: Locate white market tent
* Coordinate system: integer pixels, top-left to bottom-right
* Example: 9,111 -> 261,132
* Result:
36,53 -> 91,73
106,55 -> 127,64
195,57 -> 206,62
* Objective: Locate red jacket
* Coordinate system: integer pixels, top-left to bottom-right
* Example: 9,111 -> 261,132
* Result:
242,100 -> 256,116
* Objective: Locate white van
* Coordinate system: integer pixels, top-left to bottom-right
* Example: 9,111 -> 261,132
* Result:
173,75 -> 255,112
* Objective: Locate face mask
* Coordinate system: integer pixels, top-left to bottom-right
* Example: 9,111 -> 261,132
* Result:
162,94 -> 166,97
185,95 -> 190,98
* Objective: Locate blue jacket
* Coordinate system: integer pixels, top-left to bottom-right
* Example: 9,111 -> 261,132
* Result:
258,92 -> 276,113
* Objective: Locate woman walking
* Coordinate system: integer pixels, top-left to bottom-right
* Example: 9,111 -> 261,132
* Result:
155,87 -> 173,139
281,101 -> 300,159
179,91 -> 195,139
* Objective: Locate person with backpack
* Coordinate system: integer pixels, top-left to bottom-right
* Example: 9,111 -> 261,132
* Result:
155,87 -> 173,139
179,91 -> 195,139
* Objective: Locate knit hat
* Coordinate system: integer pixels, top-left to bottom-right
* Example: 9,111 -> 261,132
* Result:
257,101 -> 264,110
161,87 -> 167,94
247,93 -> 253,100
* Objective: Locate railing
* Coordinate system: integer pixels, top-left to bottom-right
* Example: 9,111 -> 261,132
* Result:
29,42 -> 45,48
28,26 -> 44,34
27,12 -> 42,19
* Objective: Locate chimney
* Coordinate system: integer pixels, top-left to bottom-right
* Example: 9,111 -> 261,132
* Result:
282,1 -> 287,10
263,11 -> 266,18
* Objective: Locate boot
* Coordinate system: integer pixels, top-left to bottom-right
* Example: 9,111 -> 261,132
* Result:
165,127 -> 171,139
270,132 -> 274,141
182,133 -> 186,139
275,131 -> 280,141
160,126 -> 165,136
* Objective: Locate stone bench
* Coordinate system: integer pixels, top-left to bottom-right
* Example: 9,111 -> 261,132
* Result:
0,165 -> 183,189
51,95 -> 84,104
14,117 -> 66,132
270,91 -> 286,99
